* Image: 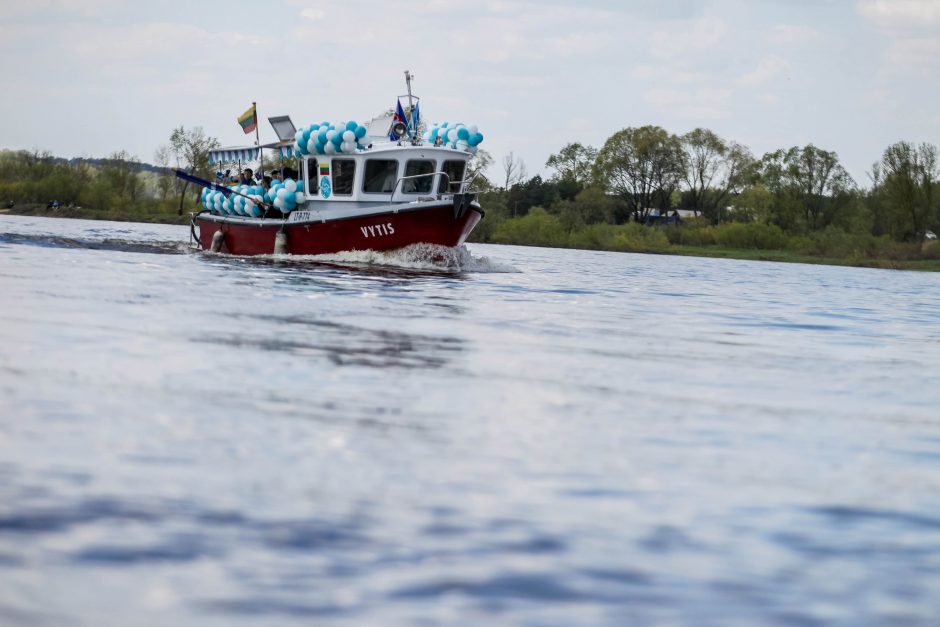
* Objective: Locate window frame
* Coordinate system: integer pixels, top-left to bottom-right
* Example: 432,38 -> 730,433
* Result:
331,158 -> 356,196
361,158 -> 400,195
403,159 -> 436,194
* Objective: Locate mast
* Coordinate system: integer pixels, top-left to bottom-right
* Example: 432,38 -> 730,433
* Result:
404,70 -> 417,142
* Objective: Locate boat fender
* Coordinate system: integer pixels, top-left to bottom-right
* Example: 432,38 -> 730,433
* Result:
210,229 -> 225,253
274,231 -> 289,255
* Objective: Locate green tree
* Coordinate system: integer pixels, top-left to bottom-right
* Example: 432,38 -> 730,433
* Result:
680,128 -> 753,223
593,125 -> 683,223
757,145 -> 855,232
870,141 -> 938,241
546,142 -> 597,185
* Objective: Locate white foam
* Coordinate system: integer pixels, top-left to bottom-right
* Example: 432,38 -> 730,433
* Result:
281,244 -> 519,273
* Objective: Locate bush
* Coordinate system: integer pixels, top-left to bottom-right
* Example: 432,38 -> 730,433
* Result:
667,224 -> 717,246
713,222 -> 789,250
491,207 -> 568,247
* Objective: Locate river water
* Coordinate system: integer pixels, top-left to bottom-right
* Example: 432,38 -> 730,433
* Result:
1,215 -> 939,626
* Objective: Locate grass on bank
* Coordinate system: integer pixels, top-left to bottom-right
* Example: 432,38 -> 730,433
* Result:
470,208 -> 940,271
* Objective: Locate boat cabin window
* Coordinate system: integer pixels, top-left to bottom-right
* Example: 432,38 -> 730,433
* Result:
305,158 -> 318,195
439,160 -> 466,193
332,159 -> 356,196
403,160 -> 434,193
362,159 -> 399,194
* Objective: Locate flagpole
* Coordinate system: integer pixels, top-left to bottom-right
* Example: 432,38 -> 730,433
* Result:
404,71 -> 414,141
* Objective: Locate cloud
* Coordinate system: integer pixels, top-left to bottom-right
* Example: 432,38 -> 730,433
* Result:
738,56 -> 791,86
857,0 -> 940,27
769,24 -> 820,45
649,15 -> 728,60
645,86 -> 732,120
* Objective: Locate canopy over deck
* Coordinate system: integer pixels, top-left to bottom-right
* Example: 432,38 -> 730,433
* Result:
209,141 -> 294,165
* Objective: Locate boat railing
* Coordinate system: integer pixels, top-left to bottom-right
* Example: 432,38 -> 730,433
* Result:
389,171 -> 451,204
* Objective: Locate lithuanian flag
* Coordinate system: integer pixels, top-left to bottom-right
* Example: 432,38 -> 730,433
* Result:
238,104 -> 257,134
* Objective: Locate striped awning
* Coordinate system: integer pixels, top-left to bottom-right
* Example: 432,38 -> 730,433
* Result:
209,141 -> 296,164
208,146 -> 260,164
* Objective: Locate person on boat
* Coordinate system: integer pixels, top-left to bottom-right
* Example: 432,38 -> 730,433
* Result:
262,175 -> 272,190
239,168 -> 253,186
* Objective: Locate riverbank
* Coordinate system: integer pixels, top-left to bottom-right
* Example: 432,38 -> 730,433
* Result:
3,204 -> 190,225
5,208 -> 940,271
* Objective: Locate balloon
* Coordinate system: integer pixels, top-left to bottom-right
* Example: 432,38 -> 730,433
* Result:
468,124 -> 479,135
307,138 -> 317,153
447,129 -> 458,142
294,130 -> 304,144
325,129 -> 336,141
342,130 -> 355,142
284,179 -> 297,192
345,121 -> 357,131
355,125 -> 367,139
469,132 -> 484,146
324,142 -> 336,154
295,191 -> 305,204
297,180 -> 304,192
457,127 -> 469,141
274,197 -> 284,210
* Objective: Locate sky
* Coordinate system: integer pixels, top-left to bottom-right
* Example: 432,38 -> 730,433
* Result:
1,0 -> 938,187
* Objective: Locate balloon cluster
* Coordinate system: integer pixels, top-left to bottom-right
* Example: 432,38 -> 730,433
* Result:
267,178 -> 305,212
294,120 -> 368,156
201,179 -> 305,216
423,123 -> 484,153
202,185 -> 266,217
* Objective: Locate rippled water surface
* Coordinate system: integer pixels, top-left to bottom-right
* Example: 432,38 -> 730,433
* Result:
2,215 -> 940,626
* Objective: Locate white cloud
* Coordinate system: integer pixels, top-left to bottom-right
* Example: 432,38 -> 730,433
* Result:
649,16 -> 728,60
769,24 -> 820,45
857,0 -> 940,27
738,56 -> 792,86
299,7 -> 326,21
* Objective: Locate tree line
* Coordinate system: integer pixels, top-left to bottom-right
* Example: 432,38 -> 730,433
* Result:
470,126 -> 940,256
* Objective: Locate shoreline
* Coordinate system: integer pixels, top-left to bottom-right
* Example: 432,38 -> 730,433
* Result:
4,208 -> 939,272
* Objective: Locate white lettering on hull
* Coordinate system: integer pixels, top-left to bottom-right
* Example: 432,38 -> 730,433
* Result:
360,223 -> 396,238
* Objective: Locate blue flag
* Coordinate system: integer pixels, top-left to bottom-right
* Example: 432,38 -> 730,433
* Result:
389,99 -> 407,141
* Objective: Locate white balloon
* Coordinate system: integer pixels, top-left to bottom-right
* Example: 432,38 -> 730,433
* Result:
456,140 -> 469,151
468,124 -> 479,134
284,179 -> 297,192
294,191 -> 305,204
324,142 -> 336,154
326,129 -> 336,140
307,138 -> 317,153
447,129 -> 458,142
276,188 -> 288,200
342,130 -> 355,142
294,130 -> 304,143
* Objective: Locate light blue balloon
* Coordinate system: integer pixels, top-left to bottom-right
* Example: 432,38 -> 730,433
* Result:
355,125 -> 367,139
345,120 -> 357,132
469,132 -> 484,146
297,180 -> 305,192
317,130 -> 328,143
331,133 -> 343,147
457,128 -> 469,141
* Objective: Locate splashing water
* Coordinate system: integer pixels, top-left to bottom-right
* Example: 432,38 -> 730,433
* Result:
270,243 -> 520,273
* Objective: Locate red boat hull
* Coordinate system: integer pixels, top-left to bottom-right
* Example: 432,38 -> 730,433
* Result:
195,202 -> 482,256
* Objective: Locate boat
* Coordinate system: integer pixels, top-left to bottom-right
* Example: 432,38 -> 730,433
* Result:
182,73 -> 485,256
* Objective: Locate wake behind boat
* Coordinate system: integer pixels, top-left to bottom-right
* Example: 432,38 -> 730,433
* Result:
181,72 -> 485,256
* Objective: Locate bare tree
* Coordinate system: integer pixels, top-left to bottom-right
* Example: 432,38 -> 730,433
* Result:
502,151 -> 528,190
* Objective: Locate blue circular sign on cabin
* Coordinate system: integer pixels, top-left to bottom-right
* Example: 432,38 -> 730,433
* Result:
320,177 -> 332,199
